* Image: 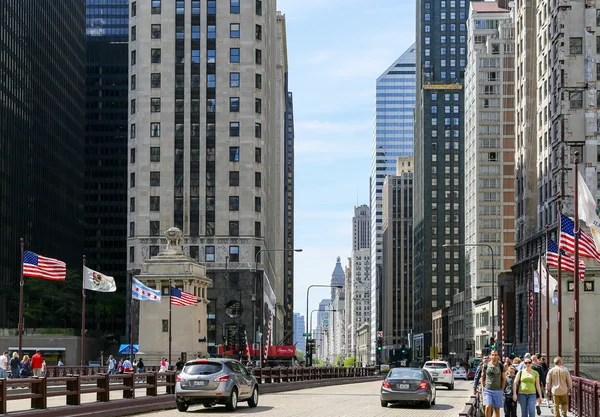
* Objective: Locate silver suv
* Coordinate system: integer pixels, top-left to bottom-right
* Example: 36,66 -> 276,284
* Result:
175,358 -> 259,412
423,361 -> 454,390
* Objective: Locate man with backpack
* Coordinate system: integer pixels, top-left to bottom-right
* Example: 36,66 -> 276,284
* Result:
481,350 -> 506,417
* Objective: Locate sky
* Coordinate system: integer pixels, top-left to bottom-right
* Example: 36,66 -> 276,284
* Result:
277,0 -> 417,326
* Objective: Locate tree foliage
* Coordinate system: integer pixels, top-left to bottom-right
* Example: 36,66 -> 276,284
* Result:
343,357 -> 356,368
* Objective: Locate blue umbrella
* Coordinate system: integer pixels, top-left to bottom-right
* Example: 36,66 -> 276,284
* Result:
118,344 -> 140,354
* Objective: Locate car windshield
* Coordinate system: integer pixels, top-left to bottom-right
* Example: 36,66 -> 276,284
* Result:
389,369 -> 423,379
183,362 -> 223,375
424,362 -> 448,369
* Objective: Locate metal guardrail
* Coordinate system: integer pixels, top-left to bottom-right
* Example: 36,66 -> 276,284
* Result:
570,376 -> 600,417
253,366 -> 375,383
0,371 -> 175,415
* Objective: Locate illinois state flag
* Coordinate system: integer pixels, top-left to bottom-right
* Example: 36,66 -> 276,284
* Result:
132,277 -> 161,302
83,266 -> 116,292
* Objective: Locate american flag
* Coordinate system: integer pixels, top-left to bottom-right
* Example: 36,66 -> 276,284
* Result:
559,214 -> 600,261
23,250 -> 66,281
546,239 -> 585,281
170,287 -> 198,306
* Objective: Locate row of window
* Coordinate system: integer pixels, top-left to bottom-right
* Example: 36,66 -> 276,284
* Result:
130,121 -> 263,139
133,0 -> 263,17
424,0 -> 467,9
130,72 -> 262,90
129,220 -> 261,241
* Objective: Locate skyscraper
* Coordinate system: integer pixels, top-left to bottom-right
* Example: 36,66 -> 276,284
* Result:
84,0 -> 130,334
370,45 -> 416,363
414,0 -> 469,360
0,1 -> 86,326
293,313 -> 305,352
127,1 -> 290,353
353,205 -> 370,251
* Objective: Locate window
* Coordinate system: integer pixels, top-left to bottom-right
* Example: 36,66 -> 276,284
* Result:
150,246 -> 159,257
131,99 -> 136,114
256,0 -> 262,15
230,48 -> 240,63
255,172 -> 261,187
255,147 -> 261,163
570,37 -> 583,54
230,97 -> 240,112
151,48 -> 161,63
229,146 -> 240,162
230,23 -> 240,38
208,25 -> 216,39
176,0 -> 184,14
207,74 -> 215,88
131,74 -> 136,90
129,221 -> 135,237
130,148 -> 135,163
150,98 -> 161,113
162,320 -> 168,332
205,246 -> 215,262
151,123 -> 161,137
256,24 -> 262,40
152,0 -> 161,13
150,147 -> 160,162
131,1 -> 136,16
130,173 -> 135,188
229,196 -> 240,211
229,246 -> 240,262
230,72 -> 240,87
229,171 -> 240,186
255,73 -> 262,89
150,221 -> 160,236
570,91 -> 583,109
151,24 -> 161,39
230,122 -> 240,136
130,247 -> 134,263
229,221 -> 239,236
151,73 -> 161,88
150,171 -> 160,186
131,26 -> 136,41
150,196 -> 160,211
207,0 -> 216,14
130,123 -> 136,139
255,49 -> 262,65
255,122 -> 262,138
255,98 -> 262,114
131,50 -> 136,66
255,221 -> 261,237
255,197 -> 261,212
231,0 -> 240,13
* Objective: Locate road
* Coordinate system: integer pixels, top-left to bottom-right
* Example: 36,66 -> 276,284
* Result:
139,379 -> 473,417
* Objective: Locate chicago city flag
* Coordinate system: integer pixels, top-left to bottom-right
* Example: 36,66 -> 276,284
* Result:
132,277 -> 161,302
83,266 -> 116,292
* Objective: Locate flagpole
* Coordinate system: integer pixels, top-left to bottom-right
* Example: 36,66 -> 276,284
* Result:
129,270 -> 135,363
557,206 -> 563,357
18,238 -> 24,358
544,225 -> 550,361
168,278 -> 172,366
82,255 -> 87,365
573,151 -> 580,376
537,243 -> 542,355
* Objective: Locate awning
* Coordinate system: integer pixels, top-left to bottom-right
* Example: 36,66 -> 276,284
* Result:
118,344 -> 142,354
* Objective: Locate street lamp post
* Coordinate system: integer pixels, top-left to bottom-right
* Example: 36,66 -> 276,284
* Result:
443,243 -> 496,345
253,247 -> 302,362
305,284 -> 343,365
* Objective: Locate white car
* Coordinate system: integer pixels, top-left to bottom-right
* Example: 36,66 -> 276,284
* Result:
423,361 -> 454,390
452,366 -> 467,380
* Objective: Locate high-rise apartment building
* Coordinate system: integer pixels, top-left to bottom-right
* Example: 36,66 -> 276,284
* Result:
293,313 -> 305,352
370,45 -> 416,363
127,1 -> 290,354
381,158 -> 414,354
0,1 -> 86,326
414,0 -> 469,361
463,1 -> 514,357
353,205 -> 370,251
84,0 -> 130,334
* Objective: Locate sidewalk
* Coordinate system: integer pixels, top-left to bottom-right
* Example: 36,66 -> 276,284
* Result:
502,400 -> 559,416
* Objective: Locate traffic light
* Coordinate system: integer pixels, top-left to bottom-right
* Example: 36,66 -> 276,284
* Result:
377,337 -> 383,351
490,337 -> 495,350
401,344 -> 407,354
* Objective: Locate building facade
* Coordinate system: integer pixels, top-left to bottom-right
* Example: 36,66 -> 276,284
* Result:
414,0 -> 469,359
127,1 -> 290,354
293,313 -> 305,352
0,1 -> 86,326
328,257 -> 345,359
370,44 -> 416,363
381,160 -> 414,357
348,248 -> 370,362
353,205 -> 370,251
463,1 -> 515,357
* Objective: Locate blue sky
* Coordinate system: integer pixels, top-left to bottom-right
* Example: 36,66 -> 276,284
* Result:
277,0 -> 417,324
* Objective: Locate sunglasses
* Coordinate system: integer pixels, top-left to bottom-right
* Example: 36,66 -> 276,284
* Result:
524,361 -> 532,364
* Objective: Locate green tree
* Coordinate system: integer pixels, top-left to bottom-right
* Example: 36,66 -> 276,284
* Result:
334,354 -> 344,367
312,357 -> 325,367
343,357 -> 356,368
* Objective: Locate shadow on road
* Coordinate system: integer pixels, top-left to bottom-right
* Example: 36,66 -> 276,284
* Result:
387,403 -> 454,410
185,405 -> 275,413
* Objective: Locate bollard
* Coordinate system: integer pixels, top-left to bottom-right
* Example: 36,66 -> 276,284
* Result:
66,375 -> 81,406
97,373 -> 110,402
31,377 -> 47,410
146,372 -> 157,396
123,373 -> 135,399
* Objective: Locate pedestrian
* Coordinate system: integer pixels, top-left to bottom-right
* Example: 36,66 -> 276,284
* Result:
107,355 -> 116,374
0,351 -> 8,379
518,353 -> 531,371
159,357 -> 168,372
504,366 -> 518,417
513,357 -> 542,417
473,355 -> 490,395
504,357 -> 513,371
137,357 -> 144,373
546,356 -> 572,417
10,353 -> 21,379
117,358 -> 124,374
57,357 -> 63,366
31,350 -> 44,377
19,355 -> 32,378
481,350 -> 506,417
175,357 -> 185,372
531,355 -> 546,414
123,357 -> 133,373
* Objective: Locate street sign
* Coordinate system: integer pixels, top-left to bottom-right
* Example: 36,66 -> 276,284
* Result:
377,331 -> 383,338
303,333 -> 311,337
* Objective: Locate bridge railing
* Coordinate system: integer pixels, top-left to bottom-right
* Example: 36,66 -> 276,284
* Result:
570,376 -> 600,417
0,371 -> 176,414
253,366 -> 375,384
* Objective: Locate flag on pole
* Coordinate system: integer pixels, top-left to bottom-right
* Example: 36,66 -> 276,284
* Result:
23,250 -> 66,280
537,258 -> 558,297
83,266 -> 116,292
559,214 -> 600,261
264,310 -> 273,362
244,331 -> 252,364
529,291 -> 534,317
546,239 -> 585,281
132,277 -> 161,302
170,287 -> 198,306
533,269 -> 540,293
577,171 -> 600,252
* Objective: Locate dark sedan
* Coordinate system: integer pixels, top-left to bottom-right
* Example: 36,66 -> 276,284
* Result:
380,367 -> 436,409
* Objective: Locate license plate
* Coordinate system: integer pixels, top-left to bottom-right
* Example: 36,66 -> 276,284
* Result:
431,373 -> 438,377
191,380 -> 207,386
398,384 -> 410,390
